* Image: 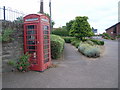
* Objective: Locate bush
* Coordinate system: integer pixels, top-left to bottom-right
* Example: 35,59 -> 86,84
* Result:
0,28 -> 13,42
62,37 -> 74,43
78,42 -> 100,58
52,29 -> 69,36
50,34 -> 65,59
90,39 -> 104,45
71,38 -> 81,48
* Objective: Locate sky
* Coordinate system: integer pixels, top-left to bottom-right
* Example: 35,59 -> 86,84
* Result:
0,0 -> 120,34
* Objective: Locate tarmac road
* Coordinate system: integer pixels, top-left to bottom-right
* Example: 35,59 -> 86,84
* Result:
2,40 -> 118,88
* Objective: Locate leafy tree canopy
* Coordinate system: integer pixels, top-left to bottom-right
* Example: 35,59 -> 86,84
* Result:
66,20 -> 75,31
69,16 -> 94,39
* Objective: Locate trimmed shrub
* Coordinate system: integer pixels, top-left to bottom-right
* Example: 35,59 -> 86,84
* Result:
50,34 -> 65,59
62,37 -> 74,43
78,42 -> 100,58
90,39 -> 104,45
52,30 -> 69,36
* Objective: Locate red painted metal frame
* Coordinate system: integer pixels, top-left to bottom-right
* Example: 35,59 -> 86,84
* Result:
23,14 -> 51,71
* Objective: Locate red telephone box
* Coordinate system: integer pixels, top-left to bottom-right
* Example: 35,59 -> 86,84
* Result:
23,14 -> 51,71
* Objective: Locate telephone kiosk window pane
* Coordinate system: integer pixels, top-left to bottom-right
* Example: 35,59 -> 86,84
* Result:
44,31 -> 49,34
27,35 -> 36,40
27,31 -> 36,34
44,45 -> 49,49
43,26 -> 49,30
44,49 -> 49,54
27,41 -> 37,45
27,46 -> 36,50
44,54 -> 49,58
44,40 -> 49,44
44,35 -> 49,39
29,51 -> 35,53
27,25 -> 35,30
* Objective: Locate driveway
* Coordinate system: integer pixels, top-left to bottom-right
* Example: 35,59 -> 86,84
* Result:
2,40 -> 118,88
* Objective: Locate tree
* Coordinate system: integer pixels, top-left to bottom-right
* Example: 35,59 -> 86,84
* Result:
69,16 -> 94,40
66,20 -> 74,31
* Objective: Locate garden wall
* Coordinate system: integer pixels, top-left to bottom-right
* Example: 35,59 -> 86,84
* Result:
2,21 -> 24,72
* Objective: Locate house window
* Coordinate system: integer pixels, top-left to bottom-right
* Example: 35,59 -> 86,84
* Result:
113,26 -> 116,33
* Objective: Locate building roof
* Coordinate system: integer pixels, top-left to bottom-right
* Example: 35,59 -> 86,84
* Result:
106,22 -> 120,31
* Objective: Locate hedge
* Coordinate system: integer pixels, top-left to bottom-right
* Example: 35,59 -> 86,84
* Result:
90,39 -> 104,45
50,34 -> 65,59
51,30 -> 69,36
62,37 -> 75,43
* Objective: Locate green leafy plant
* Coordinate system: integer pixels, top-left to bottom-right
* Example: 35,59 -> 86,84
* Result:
8,53 -> 31,72
1,28 -> 13,42
16,53 -> 31,72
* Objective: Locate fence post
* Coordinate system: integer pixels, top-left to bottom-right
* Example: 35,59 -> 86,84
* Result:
3,6 -> 6,20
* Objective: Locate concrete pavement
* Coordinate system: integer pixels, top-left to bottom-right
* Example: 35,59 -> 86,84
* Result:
2,40 -> 118,88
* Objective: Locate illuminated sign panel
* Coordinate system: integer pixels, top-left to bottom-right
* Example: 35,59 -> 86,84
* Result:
25,18 -> 38,21
41,18 -> 49,22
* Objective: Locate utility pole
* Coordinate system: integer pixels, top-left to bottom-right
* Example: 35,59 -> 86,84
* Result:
3,6 -> 6,20
49,0 -> 52,32
118,1 -> 120,22
40,0 -> 44,14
